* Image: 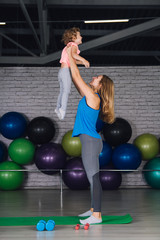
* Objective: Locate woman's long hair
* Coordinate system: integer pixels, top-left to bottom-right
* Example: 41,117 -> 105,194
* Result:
98,75 -> 115,124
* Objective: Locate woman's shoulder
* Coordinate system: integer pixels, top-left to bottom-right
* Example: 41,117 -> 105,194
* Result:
88,92 -> 101,103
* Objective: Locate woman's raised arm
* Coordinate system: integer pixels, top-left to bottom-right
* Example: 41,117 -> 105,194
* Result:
67,47 -> 94,99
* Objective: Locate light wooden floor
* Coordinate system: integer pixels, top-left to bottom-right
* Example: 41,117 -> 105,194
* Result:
0,188 -> 160,240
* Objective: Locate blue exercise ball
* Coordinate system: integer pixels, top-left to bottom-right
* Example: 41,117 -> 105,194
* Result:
99,141 -> 112,168
112,143 -> 142,170
0,141 -> 8,163
0,112 -> 27,140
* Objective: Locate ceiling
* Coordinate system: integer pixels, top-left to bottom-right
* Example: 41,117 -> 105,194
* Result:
0,0 -> 160,66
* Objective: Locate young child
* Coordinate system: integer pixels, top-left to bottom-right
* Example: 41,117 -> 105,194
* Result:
55,27 -> 90,120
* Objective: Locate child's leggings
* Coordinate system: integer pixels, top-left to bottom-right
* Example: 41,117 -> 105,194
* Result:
79,134 -> 103,212
56,68 -> 71,111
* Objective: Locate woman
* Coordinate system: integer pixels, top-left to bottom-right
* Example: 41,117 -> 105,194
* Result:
67,46 -> 115,225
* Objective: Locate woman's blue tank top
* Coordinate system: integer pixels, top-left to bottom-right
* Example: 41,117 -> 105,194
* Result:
72,94 -> 101,139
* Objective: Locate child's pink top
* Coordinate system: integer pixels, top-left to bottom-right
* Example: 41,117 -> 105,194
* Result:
60,42 -> 80,67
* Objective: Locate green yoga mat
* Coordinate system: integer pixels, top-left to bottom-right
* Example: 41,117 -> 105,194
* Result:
0,214 -> 132,226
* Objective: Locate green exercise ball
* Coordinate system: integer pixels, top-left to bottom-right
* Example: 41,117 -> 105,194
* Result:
8,138 -> 35,165
133,133 -> 159,160
61,130 -> 81,157
0,161 -> 24,190
143,157 -> 160,189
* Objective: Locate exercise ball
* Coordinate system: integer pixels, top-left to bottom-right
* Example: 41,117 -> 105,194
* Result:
112,143 -> 142,170
133,133 -> 159,160
100,170 -> 122,190
62,157 -> 89,190
96,117 -> 104,133
0,112 -> 27,139
8,138 -> 35,165
143,157 -> 160,189
0,141 -> 8,163
61,130 -> 81,157
0,161 -> 24,190
34,142 -> 67,175
103,117 -> 132,147
99,141 -> 112,168
27,117 -> 55,144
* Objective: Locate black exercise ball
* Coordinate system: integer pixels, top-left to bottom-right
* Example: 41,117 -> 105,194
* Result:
27,117 -> 55,144
102,117 -> 132,147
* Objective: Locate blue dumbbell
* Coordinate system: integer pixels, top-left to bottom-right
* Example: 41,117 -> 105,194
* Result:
36,220 -> 46,231
46,220 -> 55,231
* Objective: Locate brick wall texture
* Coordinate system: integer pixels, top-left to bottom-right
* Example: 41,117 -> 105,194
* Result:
0,66 -> 160,189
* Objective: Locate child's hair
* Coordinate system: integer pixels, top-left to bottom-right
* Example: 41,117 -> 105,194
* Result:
61,27 -> 80,45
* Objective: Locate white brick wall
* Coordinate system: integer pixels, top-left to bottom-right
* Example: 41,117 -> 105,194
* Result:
0,66 -> 160,189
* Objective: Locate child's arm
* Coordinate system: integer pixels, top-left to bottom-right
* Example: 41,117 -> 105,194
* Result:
67,46 -> 98,102
76,60 -> 83,65
71,46 -> 90,68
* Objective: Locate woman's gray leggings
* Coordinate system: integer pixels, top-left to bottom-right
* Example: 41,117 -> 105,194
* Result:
79,134 -> 103,212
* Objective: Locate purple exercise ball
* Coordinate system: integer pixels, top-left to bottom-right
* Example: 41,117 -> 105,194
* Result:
62,157 -> 90,190
100,170 -> 122,190
100,164 -> 122,190
34,142 -> 67,175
